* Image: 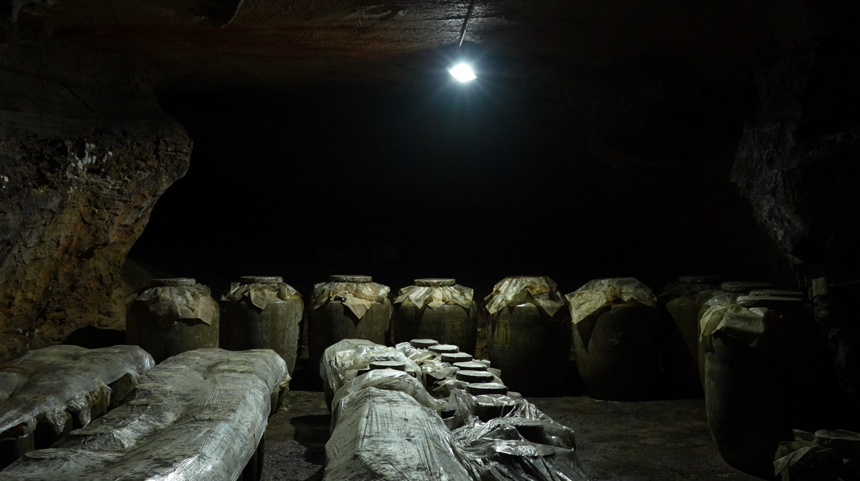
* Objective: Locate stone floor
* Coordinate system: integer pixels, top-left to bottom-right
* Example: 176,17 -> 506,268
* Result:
261,390 -> 759,481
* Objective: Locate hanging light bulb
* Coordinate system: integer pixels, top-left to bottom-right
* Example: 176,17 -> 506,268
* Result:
449,63 -> 477,83
449,0 -> 477,83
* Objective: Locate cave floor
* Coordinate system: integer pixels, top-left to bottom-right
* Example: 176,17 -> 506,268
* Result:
261,390 -> 759,481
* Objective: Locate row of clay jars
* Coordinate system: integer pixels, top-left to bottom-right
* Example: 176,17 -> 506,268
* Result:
126,277 -> 302,373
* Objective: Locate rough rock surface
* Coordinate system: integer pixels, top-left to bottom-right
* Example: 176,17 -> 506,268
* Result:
0,126 -> 190,362
732,41 -> 860,401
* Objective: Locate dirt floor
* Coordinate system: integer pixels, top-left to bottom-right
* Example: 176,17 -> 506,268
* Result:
261,389 -> 759,481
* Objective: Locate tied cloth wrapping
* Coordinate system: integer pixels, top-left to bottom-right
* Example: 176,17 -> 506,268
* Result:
222,282 -> 301,310
394,284 -> 473,310
699,304 -> 767,348
484,276 -> 565,317
566,277 -> 657,325
311,281 -> 390,320
133,283 -> 218,329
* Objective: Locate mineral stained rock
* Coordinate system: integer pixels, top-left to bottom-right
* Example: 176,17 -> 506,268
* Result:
0,125 -> 191,362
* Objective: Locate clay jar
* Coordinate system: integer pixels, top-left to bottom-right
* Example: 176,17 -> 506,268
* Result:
220,276 -> 303,375
393,278 -> 478,354
485,276 -> 570,395
308,275 -> 391,378
126,278 -> 219,363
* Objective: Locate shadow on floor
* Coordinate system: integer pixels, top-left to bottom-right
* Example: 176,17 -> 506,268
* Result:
290,414 -> 331,467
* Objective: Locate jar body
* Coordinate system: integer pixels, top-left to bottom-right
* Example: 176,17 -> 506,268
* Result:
572,303 -> 660,400
221,297 -> 303,375
393,301 -> 478,354
126,307 -> 219,364
487,303 -> 570,395
308,298 -> 391,376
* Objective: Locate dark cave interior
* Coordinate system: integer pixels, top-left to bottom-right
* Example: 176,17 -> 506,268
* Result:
2,1 -> 860,480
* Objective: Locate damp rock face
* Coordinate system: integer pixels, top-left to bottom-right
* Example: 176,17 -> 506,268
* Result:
0,126 -> 192,362
731,41 -> 860,401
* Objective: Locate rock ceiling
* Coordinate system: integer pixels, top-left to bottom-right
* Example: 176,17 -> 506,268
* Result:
2,0 -> 792,112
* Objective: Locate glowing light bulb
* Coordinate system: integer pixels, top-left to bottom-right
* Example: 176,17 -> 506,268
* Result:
449,63 -> 477,83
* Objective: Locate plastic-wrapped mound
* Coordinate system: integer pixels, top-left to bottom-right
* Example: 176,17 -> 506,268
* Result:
320,339 -> 422,409
567,277 -> 657,324
0,345 -> 155,436
131,279 -> 218,326
774,429 -> 860,480
447,389 -> 588,481
311,276 -> 390,319
394,279 -> 474,309
326,370 -> 472,481
484,276 -> 566,317
1,348 -> 287,481
221,276 -> 302,310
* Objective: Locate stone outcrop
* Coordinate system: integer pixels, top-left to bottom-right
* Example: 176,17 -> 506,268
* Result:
732,41 -> 860,402
0,124 -> 190,362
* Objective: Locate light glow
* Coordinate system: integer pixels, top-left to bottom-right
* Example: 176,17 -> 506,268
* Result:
449,63 -> 477,83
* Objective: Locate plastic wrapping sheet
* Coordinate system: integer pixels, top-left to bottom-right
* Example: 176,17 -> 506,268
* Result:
325,384 -> 473,481
221,279 -> 302,310
484,276 -> 565,317
0,345 -> 155,437
132,283 -> 218,327
330,369 -> 445,431
566,278 -> 656,324
448,389 -> 588,481
320,339 -> 422,401
311,279 -> 390,319
1,348 -> 286,481
774,429 -> 860,480
394,283 -> 474,310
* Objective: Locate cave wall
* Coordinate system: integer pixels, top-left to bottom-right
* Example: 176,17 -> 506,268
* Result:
732,38 -> 860,400
0,126 -> 191,362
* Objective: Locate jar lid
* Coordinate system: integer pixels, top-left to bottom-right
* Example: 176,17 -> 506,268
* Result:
240,276 -> 283,284
466,382 -> 508,395
441,352 -> 473,363
720,281 -> 773,293
330,275 -> 372,282
409,339 -> 439,349
748,289 -> 803,298
415,278 -> 456,287
736,295 -> 805,309
678,275 -> 722,284
429,344 -> 459,354
456,370 -> 495,383
369,360 -> 406,371
453,361 -> 487,371
474,359 -> 491,367
151,278 -> 196,287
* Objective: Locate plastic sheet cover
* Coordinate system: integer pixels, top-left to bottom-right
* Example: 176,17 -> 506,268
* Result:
0,345 -> 155,436
311,280 -> 390,319
330,369 -> 446,430
133,282 -> 218,326
320,339 -> 422,400
394,283 -> 474,310
447,389 -> 589,481
326,383 -> 473,481
773,429 -> 860,480
567,278 -> 657,324
222,280 -> 301,310
484,276 -> 565,317
1,348 -> 287,481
